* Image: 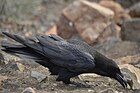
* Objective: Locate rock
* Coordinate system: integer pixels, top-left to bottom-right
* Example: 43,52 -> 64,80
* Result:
2,52 -> 21,64
0,0 -> 42,21
31,71 -> 47,82
133,90 -> 140,93
45,25 -> 57,35
129,2 -> 140,18
106,41 -> 139,59
100,0 -> 131,24
79,22 -> 107,44
114,0 -> 140,8
2,82 -> 21,92
120,64 -> 140,89
0,76 -> 8,83
78,73 -> 101,82
87,89 -> 95,93
115,54 -> 140,65
8,63 -> 25,72
57,0 -> 115,44
15,62 -> 25,72
2,62 -> 25,72
132,58 -> 140,69
95,41 -> 139,59
22,87 -> 36,93
95,22 -> 121,45
94,36 -> 121,51
57,14 -> 78,39
74,1 -> 114,44
99,88 -> 118,93
121,18 -> 140,43
63,1 -> 114,22
20,59 -> 38,65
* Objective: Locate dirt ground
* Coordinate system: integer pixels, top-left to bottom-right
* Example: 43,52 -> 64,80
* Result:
0,58 -> 136,93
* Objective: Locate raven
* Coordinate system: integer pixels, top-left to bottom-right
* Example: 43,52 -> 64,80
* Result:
1,32 -> 130,88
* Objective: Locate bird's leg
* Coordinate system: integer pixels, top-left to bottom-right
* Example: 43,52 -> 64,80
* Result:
60,75 -> 90,88
56,76 -> 71,84
56,69 -> 73,84
62,78 -> 71,84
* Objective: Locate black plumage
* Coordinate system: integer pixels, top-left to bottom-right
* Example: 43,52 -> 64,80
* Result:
1,32 -> 130,88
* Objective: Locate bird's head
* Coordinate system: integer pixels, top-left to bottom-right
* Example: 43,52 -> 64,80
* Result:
104,63 -> 133,89
96,58 -> 132,88
109,66 -> 128,88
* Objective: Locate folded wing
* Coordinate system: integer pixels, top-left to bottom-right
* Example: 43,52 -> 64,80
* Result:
2,32 -> 95,73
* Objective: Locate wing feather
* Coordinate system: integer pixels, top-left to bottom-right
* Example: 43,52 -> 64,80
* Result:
2,32 -> 95,73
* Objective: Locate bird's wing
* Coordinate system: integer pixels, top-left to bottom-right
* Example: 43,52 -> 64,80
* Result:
68,39 -> 89,46
48,34 -> 65,41
37,35 -> 95,72
68,39 -> 97,57
2,32 -> 95,72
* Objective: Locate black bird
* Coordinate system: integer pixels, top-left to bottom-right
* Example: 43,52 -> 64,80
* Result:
1,32 -> 130,88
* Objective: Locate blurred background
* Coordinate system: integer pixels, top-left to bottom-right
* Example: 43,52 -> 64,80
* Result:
0,0 -> 140,93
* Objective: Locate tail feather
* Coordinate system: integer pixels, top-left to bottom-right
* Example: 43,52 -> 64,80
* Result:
2,32 -> 26,45
1,32 -> 46,61
49,34 -> 64,41
2,32 -> 44,55
1,41 -> 24,48
1,42 -> 44,61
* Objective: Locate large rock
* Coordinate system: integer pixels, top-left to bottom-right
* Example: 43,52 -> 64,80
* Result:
57,14 -> 77,39
100,0 -> 131,24
31,71 -> 47,82
95,41 -> 139,59
114,0 -> 140,8
2,62 -> 25,72
57,0 -> 116,44
115,54 -> 140,65
95,22 -> 121,45
78,73 -> 101,82
121,18 -> 140,43
120,64 -> 140,89
45,25 -> 57,35
129,2 -> 140,18
22,87 -> 36,93
106,41 -> 139,59
78,22 -> 107,44
0,0 -> 41,21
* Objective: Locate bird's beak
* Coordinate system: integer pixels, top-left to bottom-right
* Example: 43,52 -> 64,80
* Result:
116,73 -> 128,88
